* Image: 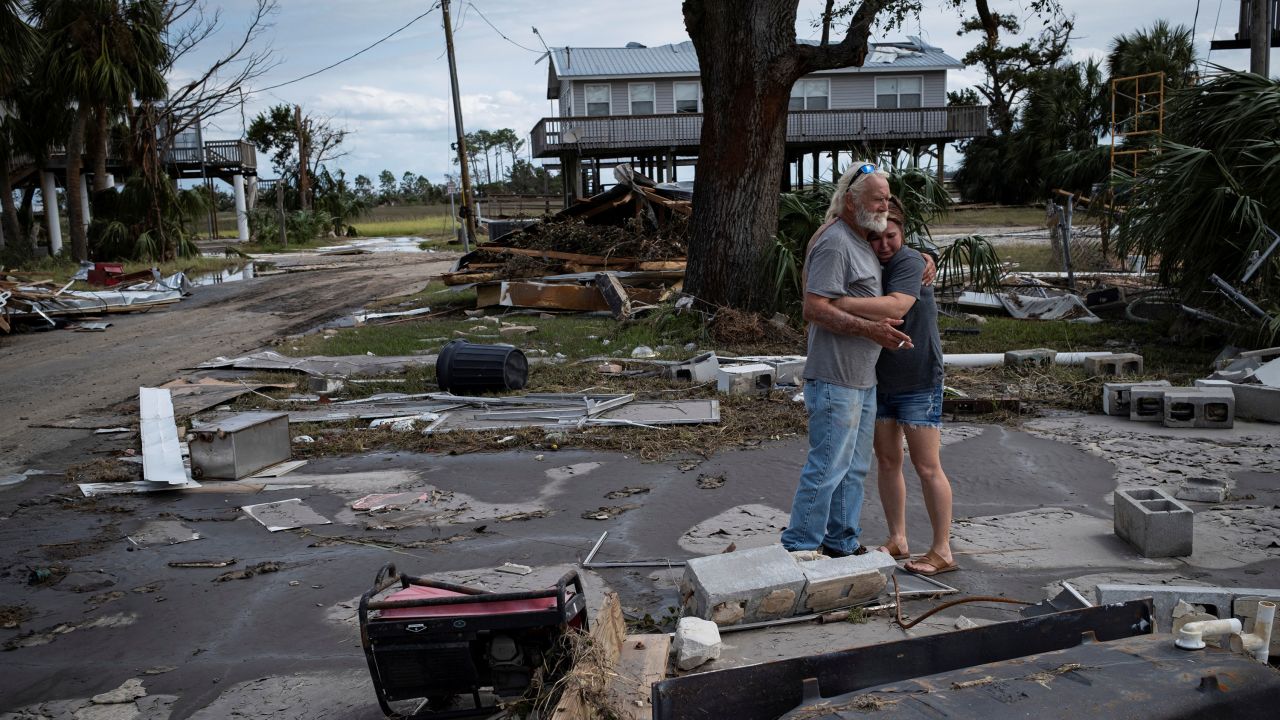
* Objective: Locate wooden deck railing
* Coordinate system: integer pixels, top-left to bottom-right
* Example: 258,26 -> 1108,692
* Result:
19,140 -> 257,172
532,105 -> 988,157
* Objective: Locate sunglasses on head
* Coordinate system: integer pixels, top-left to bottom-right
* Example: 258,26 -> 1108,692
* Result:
852,162 -> 876,179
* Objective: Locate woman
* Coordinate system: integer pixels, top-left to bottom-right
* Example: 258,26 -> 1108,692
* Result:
830,197 -> 956,576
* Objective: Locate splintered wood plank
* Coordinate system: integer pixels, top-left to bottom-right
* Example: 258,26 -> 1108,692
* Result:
606,633 -> 672,720
550,592 -> 626,720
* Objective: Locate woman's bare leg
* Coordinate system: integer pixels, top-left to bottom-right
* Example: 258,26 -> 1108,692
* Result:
903,425 -> 954,567
873,421 -> 909,556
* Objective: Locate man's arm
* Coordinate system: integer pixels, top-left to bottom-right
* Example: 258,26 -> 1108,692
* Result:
832,292 -> 917,321
804,293 -> 913,350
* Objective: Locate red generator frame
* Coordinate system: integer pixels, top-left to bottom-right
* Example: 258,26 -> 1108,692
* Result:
359,563 -> 588,718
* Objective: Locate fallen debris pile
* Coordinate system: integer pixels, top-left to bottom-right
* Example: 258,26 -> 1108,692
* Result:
1,271 -> 190,332
444,166 -> 689,313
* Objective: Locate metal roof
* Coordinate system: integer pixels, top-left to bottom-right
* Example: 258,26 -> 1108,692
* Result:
548,37 -> 962,80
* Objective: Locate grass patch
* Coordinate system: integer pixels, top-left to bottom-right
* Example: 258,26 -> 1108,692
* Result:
937,314 -> 1216,414
936,205 -> 1046,228
352,204 -> 456,240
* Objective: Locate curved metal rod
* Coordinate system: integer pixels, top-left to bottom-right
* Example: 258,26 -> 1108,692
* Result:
892,574 -> 1033,630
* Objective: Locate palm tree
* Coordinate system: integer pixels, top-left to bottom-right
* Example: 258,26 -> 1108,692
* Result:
1108,20 -> 1197,90
1115,70 -> 1280,321
30,0 -> 168,260
0,0 -> 37,249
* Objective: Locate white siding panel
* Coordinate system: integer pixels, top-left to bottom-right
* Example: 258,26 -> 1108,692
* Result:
923,71 -> 946,106
655,80 -> 674,114
611,82 -> 628,115
827,74 -> 871,108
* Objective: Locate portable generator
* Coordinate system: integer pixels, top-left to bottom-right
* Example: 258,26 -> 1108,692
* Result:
358,563 -> 588,718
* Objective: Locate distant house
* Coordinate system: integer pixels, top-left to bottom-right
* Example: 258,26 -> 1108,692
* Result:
531,37 -> 987,199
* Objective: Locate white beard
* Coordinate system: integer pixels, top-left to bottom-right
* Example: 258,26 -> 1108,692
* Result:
857,207 -> 888,234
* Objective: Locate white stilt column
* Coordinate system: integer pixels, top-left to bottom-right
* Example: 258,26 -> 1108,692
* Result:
233,173 -> 249,242
41,171 -> 63,256
79,174 -> 91,228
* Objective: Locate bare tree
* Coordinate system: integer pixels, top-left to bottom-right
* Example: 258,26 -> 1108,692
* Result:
158,0 -> 279,145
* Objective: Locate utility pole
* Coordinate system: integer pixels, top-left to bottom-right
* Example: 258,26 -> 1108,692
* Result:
441,0 -> 477,250
1251,0 -> 1273,77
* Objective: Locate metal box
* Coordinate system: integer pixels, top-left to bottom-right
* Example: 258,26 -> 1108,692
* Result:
189,412 -> 290,479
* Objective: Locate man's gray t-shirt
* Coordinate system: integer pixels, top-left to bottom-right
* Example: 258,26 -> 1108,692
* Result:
803,219 -> 883,389
875,247 -> 944,393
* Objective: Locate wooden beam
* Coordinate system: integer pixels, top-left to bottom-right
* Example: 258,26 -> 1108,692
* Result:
605,634 -> 671,720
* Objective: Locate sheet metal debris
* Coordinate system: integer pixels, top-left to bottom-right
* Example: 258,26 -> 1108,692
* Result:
197,351 -> 437,376
139,388 -> 192,485
242,498 -> 332,532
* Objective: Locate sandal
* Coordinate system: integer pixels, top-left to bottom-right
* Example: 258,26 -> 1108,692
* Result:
904,550 -> 959,576
874,541 -> 910,561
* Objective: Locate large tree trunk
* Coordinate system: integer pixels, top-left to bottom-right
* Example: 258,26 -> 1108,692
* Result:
66,108 -> 88,261
682,0 -> 882,310
0,152 -> 21,249
682,1 -> 804,311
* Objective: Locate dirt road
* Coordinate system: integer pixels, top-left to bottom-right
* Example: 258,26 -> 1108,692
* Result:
0,250 -> 457,469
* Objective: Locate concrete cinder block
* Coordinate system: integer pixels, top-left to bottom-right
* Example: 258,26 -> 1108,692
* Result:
1235,596 -> 1280,660
1003,348 -> 1056,369
664,352 -> 720,383
307,376 -> 345,394
681,545 -> 806,626
716,363 -> 775,395
1195,380 -> 1280,423
796,550 -> 895,613
1084,353 -> 1144,376
769,358 -> 807,386
1113,487 -> 1193,557
1096,584 -> 1280,633
1129,385 -> 1168,422
1162,387 -> 1235,429
1102,380 -> 1171,416
1175,477 -> 1229,503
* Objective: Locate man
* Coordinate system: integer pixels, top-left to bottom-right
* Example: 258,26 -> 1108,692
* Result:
781,163 -> 912,557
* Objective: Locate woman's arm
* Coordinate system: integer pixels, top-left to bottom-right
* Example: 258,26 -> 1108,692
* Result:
832,292 -> 917,321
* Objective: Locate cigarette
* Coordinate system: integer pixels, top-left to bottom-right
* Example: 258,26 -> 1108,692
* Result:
896,340 -> 905,349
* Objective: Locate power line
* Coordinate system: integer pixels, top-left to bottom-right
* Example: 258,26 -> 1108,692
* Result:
251,5 -> 440,95
467,2 -> 542,53
1207,0 -> 1226,60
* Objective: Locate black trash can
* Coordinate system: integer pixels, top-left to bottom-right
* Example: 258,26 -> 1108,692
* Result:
436,340 -> 528,394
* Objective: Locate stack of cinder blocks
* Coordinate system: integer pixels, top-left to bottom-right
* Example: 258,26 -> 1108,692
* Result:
680,545 -> 896,626
1102,380 -> 1235,429
1113,487 -> 1194,557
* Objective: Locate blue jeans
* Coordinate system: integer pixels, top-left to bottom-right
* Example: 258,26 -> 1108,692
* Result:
781,380 -> 876,554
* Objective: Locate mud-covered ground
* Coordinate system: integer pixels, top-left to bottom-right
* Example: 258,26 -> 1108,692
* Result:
1,251 -> 1278,719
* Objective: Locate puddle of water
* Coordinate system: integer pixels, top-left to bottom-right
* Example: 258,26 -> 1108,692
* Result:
316,237 -> 436,254
189,263 -> 255,287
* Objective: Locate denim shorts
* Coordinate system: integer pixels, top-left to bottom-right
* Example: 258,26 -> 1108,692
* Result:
875,382 -> 943,428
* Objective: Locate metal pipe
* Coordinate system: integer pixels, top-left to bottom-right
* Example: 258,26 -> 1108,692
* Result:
942,351 -> 1113,369
1175,617 -> 1242,650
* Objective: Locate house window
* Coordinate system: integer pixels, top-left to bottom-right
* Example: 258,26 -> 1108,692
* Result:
585,84 -> 611,116
629,83 -> 655,114
875,76 -> 923,109
674,81 -> 701,113
789,78 -> 830,110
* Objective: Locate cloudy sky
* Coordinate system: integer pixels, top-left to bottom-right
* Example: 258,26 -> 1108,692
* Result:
175,0 -> 1263,183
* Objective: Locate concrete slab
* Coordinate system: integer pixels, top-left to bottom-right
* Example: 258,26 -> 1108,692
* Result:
796,551 -> 895,612
951,508 -> 1179,571
677,504 -> 790,555
681,545 -> 806,625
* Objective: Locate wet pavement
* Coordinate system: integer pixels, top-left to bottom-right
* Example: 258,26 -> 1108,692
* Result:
2,415 -> 1278,718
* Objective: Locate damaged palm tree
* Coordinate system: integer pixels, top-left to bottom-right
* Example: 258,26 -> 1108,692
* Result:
1114,70 -> 1279,330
